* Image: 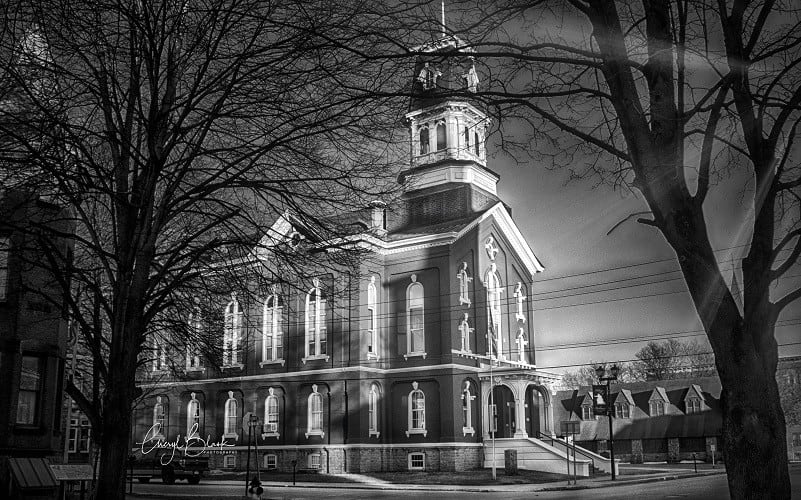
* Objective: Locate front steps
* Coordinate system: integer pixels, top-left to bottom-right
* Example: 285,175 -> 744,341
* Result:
483,437 -> 592,476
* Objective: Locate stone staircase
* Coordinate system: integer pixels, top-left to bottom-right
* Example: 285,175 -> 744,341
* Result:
483,437 -> 592,476
535,433 -> 619,476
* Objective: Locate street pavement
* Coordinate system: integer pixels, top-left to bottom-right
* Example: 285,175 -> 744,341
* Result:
124,462 -> 801,499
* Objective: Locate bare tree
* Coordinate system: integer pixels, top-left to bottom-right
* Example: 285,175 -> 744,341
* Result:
560,361 -> 641,388
634,339 -> 715,380
0,1 -> 404,498
380,0 -> 800,497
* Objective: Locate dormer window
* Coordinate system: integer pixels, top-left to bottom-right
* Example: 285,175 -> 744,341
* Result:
614,402 -> 631,419
686,398 -> 701,414
419,127 -> 429,155
581,404 -> 593,420
649,400 -> 665,416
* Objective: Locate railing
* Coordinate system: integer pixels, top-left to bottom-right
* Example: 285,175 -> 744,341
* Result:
536,431 -> 597,477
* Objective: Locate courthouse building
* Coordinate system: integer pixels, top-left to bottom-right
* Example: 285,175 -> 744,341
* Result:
132,35 -> 576,474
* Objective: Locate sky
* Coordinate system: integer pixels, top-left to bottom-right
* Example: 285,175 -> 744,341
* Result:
490,147 -> 801,374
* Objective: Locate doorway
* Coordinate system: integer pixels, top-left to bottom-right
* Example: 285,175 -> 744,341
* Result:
490,385 -> 515,438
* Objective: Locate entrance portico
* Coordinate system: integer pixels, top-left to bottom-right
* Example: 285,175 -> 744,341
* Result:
479,367 -> 560,440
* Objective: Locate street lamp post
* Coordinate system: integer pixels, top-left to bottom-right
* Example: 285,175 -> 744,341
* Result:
595,364 -> 620,481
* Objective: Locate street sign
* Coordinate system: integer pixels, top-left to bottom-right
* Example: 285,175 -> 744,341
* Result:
710,444 -> 716,452
560,420 -> 580,436
592,384 -> 609,415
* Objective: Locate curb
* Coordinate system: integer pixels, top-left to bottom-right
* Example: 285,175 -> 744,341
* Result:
126,469 -> 728,498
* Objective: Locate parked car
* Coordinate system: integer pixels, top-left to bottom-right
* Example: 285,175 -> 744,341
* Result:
128,453 -> 209,484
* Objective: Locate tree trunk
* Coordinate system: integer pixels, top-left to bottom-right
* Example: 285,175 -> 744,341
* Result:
95,389 -> 132,500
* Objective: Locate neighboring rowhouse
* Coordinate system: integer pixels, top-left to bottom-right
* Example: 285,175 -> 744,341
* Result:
0,190 -> 73,498
778,355 -> 801,461
555,377 -> 724,464
132,33 -> 567,475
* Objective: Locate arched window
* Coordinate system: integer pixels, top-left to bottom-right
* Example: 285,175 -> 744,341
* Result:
367,276 -> 379,359
262,287 -> 284,364
153,335 -> 167,372
223,293 -> 241,367
186,301 -> 202,370
485,264 -> 504,360
462,381 -> 475,436
406,275 -> 425,358
405,382 -> 427,437
419,127 -> 429,155
224,391 -> 238,438
436,122 -> 446,151
186,393 -> 201,436
263,388 -> 279,437
303,279 -> 328,362
153,396 -> 167,439
306,385 -> 324,438
368,383 -> 380,438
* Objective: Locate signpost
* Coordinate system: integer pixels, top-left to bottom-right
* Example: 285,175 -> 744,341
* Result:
560,420 -> 580,485
592,384 -> 609,415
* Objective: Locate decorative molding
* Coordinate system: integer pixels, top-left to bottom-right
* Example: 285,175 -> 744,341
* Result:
259,359 -> 286,367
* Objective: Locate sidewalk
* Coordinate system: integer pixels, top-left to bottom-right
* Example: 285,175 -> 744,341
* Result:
126,467 -> 728,498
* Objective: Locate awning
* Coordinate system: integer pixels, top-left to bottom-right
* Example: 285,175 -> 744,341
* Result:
8,457 -> 57,489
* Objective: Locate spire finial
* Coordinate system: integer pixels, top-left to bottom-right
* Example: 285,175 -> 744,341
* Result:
441,1 -> 446,37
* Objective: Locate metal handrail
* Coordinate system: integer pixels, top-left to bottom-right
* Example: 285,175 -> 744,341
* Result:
536,431 -> 597,476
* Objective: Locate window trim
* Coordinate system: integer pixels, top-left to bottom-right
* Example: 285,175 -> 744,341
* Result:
686,397 -> 701,414
223,391 -> 238,439
305,385 -> 325,438
223,294 -> 243,368
614,402 -> 631,419
485,264 -> 504,360
462,381 -> 475,437
368,383 -> 380,438
261,288 -> 285,366
186,302 -> 203,371
16,355 -> 43,427
408,452 -> 425,471
308,453 -> 322,470
262,388 -> 280,438
419,126 -> 430,155
649,400 -> 665,416
406,382 -> 427,437
581,404 -> 593,420
187,393 -> 201,437
152,396 -> 167,439
435,121 -> 447,151
264,454 -> 278,470
404,275 -> 426,360
302,279 -> 329,364
223,454 -> 236,468
152,335 -> 167,372
366,277 -> 379,360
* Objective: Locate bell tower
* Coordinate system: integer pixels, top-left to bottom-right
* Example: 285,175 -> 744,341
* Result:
400,35 -> 500,228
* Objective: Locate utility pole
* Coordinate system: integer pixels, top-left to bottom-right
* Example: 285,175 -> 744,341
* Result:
595,365 -> 620,481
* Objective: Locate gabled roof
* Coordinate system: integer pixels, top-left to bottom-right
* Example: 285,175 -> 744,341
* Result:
649,387 -> 669,402
684,384 -> 705,402
612,388 -> 635,406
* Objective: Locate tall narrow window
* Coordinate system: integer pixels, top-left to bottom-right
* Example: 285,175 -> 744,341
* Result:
368,383 -> 380,438
436,122 -> 446,150
614,402 -> 630,419
224,391 -> 238,438
0,237 -> 9,301
263,388 -> 280,437
474,131 -> 480,156
16,356 -> 42,425
462,381 -> 475,436
581,405 -> 593,420
306,385 -> 324,438
304,279 -> 328,362
406,382 -> 427,437
419,127 -> 429,155
406,275 -> 425,358
649,400 -> 665,416
686,398 -> 701,414
367,276 -> 379,359
186,300 -> 202,370
153,335 -> 167,372
187,393 -> 201,436
262,286 -> 284,364
153,396 -> 167,438
223,294 -> 241,367
485,264 -> 504,360
463,126 -> 470,152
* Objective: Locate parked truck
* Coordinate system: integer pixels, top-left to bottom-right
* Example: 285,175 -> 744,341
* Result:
128,453 -> 209,484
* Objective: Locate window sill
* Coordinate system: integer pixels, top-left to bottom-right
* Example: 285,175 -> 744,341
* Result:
367,352 -> 380,361
223,432 -> 239,441
462,426 -> 475,437
459,297 -> 471,306
405,428 -> 427,437
305,430 -> 325,439
185,367 -> 204,372
404,352 -> 427,360
369,430 -> 381,438
261,432 -> 280,439
222,363 -> 244,370
301,355 -> 329,364
260,359 -> 285,367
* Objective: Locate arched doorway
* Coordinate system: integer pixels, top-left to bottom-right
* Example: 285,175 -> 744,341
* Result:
490,385 -> 515,438
525,385 -> 544,437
